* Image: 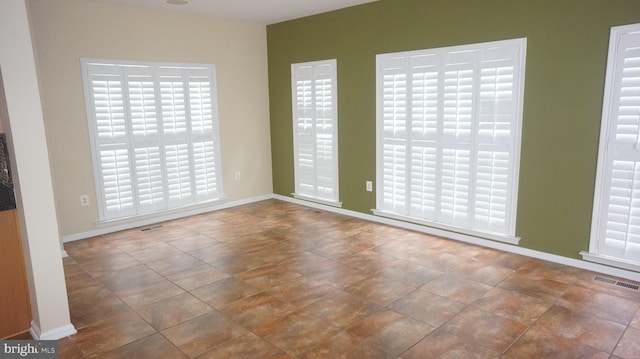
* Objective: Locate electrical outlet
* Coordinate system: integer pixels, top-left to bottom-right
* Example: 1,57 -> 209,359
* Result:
235,171 -> 241,181
80,195 -> 90,207
366,181 -> 373,192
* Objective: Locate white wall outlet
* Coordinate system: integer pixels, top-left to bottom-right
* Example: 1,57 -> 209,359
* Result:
235,171 -> 241,181
80,195 -> 90,207
366,180 -> 373,192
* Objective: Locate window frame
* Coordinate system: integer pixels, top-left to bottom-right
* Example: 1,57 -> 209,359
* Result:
81,58 -> 224,222
373,38 -> 527,244
584,23 -> 640,271
290,59 -> 341,207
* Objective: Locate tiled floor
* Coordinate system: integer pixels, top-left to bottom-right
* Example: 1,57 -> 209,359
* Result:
55,199 -> 640,358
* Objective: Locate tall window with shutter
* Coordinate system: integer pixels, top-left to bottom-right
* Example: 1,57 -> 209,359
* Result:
81,59 -> 223,221
586,23 -> 640,270
374,39 -> 526,242
291,59 -> 341,207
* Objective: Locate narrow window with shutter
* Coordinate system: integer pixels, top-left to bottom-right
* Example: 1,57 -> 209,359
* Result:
584,23 -> 640,271
291,59 -> 341,207
81,59 -> 224,222
374,39 -> 526,243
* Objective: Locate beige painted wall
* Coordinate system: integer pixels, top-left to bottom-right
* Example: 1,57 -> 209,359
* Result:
27,0 -> 273,236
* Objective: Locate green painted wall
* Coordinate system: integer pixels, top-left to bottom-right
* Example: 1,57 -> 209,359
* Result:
267,0 -> 640,259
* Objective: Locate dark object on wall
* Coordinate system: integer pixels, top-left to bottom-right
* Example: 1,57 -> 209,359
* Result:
0,133 -> 16,211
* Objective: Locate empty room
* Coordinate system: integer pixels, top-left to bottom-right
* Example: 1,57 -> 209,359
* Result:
2,0 -> 640,357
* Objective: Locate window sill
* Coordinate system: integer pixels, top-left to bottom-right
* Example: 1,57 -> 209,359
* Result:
292,193 -> 342,208
580,251 -> 640,273
372,209 -> 520,245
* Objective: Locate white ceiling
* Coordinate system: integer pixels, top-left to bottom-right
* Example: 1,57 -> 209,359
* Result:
84,0 -> 378,25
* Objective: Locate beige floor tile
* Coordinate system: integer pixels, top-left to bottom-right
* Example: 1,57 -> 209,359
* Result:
135,292 -> 212,330
421,274 -> 492,304
92,333 -> 187,359
557,286 -> 640,325
473,287 -> 549,326
254,310 -> 340,356
389,289 -> 466,327
502,325 -> 609,359
613,327 -> 640,359
535,305 -> 626,353
165,264 -> 230,291
402,329 -> 499,359
441,307 -> 528,353
195,332 -> 291,359
300,331 -> 393,359
191,277 -> 261,310
161,311 -> 246,358
219,291 -> 297,330
70,311 -> 157,357
302,291 -> 381,329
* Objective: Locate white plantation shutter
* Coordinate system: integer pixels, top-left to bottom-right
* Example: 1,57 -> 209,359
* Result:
193,140 -> 219,201
381,58 -> 408,213
375,39 -> 526,240
588,24 -> 640,268
87,65 -> 136,218
99,147 -> 134,218
160,76 -> 187,135
165,143 -> 193,206
82,59 -> 223,221
126,66 -> 165,213
134,146 -> 164,212
291,59 -> 340,206
187,69 -> 220,202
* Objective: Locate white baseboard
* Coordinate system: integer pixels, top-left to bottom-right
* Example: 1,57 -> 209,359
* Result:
62,194 -> 272,243
580,251 -> 640,273
29,321 -> 77,340
274,194 -> 640,282
61,192 -> 640,282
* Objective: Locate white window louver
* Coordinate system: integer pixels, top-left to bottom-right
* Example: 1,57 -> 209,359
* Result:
82,59 -> 223,221
588,24 -> 640,269
375,39 -> 526,241
291,59 -> 341,207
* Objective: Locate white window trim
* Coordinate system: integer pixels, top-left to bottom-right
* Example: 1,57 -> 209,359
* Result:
373,208 -> 520,244
292,193 -> 343,208
81,58 -> 224,222
583,23 -> 640,271
580,251 -> 640,273
374,38 -> 527,244
291,59 -> 341,207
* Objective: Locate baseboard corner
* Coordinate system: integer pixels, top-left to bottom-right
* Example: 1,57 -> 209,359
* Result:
30,321 -> 77,340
